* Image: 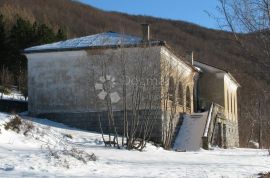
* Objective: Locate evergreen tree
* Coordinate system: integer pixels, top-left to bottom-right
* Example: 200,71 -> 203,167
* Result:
0,14 -> 7,67
56,28 -> 67,41
1,15 -> 67,77
36,24 -> 56,44
0,14 -> 5,46
0,14 -> 6,55
9,17 -> 35,50
8,17 -> 34,75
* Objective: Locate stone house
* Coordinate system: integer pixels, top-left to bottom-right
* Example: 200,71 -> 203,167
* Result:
24,25 -> 240,149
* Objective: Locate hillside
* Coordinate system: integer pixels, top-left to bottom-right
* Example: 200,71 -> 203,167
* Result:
0,0 -> 269,147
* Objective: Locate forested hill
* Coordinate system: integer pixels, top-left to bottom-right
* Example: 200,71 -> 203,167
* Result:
0,0 -> 269,147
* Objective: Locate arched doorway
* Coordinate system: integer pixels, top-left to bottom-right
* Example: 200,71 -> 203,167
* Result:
177,83 -> 183,106
168,77 -> 175,101
186,86 -> 191,113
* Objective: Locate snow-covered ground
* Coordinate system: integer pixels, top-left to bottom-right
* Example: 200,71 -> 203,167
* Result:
1,90 -> 26,101
0,112 -> 269,178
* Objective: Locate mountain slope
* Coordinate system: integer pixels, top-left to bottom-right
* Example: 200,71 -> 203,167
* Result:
0,0 -> 269,147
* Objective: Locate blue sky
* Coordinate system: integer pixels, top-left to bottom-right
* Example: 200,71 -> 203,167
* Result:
80,0 -> 220,29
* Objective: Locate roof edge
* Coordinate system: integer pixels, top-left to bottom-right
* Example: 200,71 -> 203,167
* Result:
194,60 -> 240,87
22,41 -> 166,54
162,44 -> 199,73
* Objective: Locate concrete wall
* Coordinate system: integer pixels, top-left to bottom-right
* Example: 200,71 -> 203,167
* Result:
26,46 -> 163,141
27,46 -> 162,114
27,50 -> 93,114
197,72 -> 224,109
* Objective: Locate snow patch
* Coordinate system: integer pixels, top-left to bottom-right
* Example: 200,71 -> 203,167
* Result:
173,112 -> 208,151
0,113 -> 269,177
0,164 -> 14,171
24,32 -> 162,52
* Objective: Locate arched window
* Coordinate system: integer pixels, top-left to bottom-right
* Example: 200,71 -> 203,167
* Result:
227,90 -> 230,117
231,93 -> 234,119
168,77 -> 175,101
177,83 -> 183,105
186,86 -> 191,109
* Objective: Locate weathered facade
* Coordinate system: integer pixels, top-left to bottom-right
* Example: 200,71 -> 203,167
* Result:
24,27 -> 240,149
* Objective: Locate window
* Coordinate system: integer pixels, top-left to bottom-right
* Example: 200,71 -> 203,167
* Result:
186,86 -> 191,109
227,90 -> 230,117
177,83 -> 183,105
168,77 -> 175,101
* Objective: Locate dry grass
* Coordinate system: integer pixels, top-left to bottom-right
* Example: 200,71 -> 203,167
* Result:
258,172 -> 270,178
4,115 -> 34,136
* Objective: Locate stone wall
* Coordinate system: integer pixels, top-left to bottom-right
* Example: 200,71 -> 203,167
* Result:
0,99 -> 28,113
37,110 -> 163,143
210,119 -> 239,148
204,103 -> 239,149
223,119 -> 239,148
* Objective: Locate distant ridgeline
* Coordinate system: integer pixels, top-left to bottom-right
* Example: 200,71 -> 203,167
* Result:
0,14 -> 67,77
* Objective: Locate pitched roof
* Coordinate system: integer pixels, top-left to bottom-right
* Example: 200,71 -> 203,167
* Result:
24,32 -> 164,53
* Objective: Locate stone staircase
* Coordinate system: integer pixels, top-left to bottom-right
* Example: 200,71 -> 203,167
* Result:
173,112 -> 208,151
171,115 -> 184,147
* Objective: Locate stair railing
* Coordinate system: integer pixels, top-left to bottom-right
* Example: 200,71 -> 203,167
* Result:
202,102 -> 214,149
203,102 -> 214,137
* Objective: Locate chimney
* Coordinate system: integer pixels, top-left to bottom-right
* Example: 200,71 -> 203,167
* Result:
141,24 -> 150,41
186,51 -> 194,65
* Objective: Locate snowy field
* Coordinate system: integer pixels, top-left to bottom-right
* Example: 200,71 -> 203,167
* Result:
0,112 -> 269,178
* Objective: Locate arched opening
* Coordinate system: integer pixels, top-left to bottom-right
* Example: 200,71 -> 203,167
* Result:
227,90 -> 230,118
177,83 -> 183,105
186,86 -> 191,110
168,77 -> 175,101
231,93 -> 234,120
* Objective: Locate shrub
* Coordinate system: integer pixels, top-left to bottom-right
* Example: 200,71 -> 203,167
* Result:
65,147 -> 97,163
4,115 -> 34,135
44,145 -> 96,168
258,172 -> 270,178
4,115 -> 22,133
63,133 -> 73,139
0,86 -> 11,95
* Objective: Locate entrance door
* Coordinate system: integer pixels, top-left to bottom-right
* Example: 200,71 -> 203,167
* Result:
223,124 -> 227,148
217,123 -> 222,147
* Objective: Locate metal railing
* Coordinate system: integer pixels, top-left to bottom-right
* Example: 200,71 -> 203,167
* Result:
202,102 -> 225,149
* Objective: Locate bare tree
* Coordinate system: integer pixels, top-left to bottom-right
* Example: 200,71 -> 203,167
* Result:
217,0 -> 270,60
0,66 -> 13,99
114,45 -> 161,150
217,0 -> 270,148
18,70 -> 28,100
90,43 -> 162,150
